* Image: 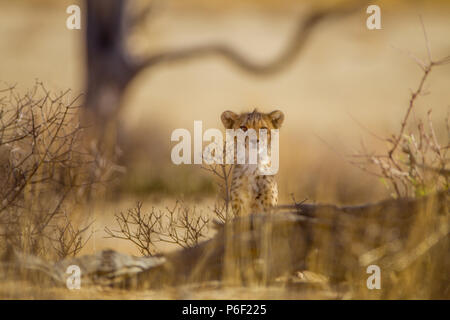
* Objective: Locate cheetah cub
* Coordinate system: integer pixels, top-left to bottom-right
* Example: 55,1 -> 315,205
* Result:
221,109 -> 284,216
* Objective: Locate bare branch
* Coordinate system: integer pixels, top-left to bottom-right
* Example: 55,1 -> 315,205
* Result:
351,21 -> 450,198
105,200 -> 211,255
0,82 -> 103,259
134,3 -> 365,76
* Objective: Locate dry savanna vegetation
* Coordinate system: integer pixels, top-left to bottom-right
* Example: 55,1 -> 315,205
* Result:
0,0 -> 448,300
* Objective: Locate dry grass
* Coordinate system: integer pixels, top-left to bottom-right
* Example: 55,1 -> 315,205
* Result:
105,200 -> 211,255
351,28 -> 449,198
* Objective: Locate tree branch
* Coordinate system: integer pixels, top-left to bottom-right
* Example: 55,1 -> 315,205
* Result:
133,3 -> 365,76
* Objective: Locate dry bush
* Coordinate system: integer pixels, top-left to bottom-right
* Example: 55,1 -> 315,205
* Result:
105,200 -> 210,255
202,163 -> 234,223
101,29 -> 448,299
0,82 -> 104,259
105,156 -> 234,255
352,29 -> 449,198
339,30 -> 450,298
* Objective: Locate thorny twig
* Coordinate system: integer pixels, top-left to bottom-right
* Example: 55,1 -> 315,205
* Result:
352,22 -> 450,198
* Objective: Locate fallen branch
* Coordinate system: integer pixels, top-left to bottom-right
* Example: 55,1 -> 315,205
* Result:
1,191 -> 447,295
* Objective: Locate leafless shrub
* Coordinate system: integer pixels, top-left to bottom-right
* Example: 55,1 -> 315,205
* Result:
50,213 -> 93,259
202,163 -> 234,223
351,25 -> 450,198
105,145 -> 234,255
0,82 -> 102,259
105,200 -> 210,255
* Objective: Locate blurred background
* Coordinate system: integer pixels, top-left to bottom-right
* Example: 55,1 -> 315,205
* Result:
0,0 -> 449,255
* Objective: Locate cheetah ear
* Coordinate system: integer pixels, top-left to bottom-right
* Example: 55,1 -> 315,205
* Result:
268,110 -> 284,129
221,111 -> 238,129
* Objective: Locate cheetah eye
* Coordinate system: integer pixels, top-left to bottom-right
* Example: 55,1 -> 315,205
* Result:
239,126 -> 248,132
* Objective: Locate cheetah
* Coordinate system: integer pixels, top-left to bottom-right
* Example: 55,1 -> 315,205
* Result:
221,109 -> 284,216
